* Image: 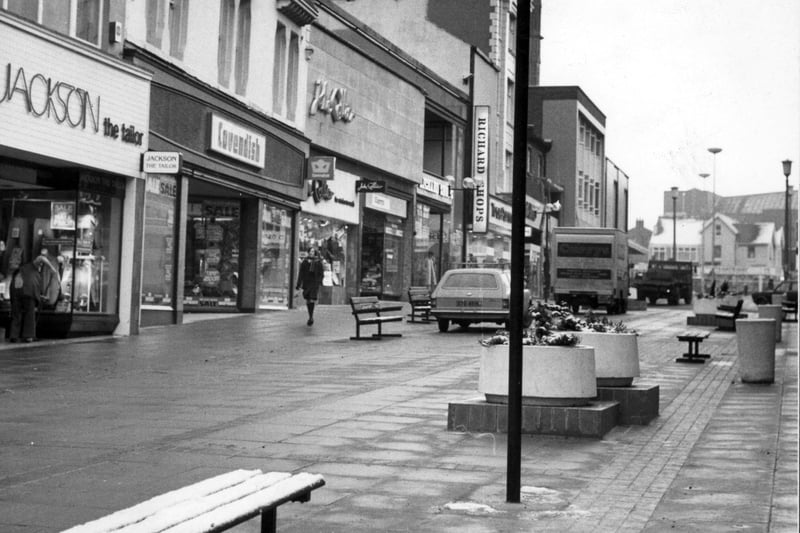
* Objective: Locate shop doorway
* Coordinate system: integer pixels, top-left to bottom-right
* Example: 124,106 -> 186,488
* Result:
183,181 -> 243,312
360,211 -> 404,299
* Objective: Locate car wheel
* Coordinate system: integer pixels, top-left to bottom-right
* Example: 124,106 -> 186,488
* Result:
648,296 -> 657,305
684,292 -> 692,304
456,321 -> 470,329
437,319 -> 450,332
571,303 -> 580,314
606,303 -> 616,315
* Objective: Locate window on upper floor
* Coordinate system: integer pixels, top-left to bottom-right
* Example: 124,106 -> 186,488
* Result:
504,150 -> 513,191
273,21 -> 300,121
506,80 -> 515,125
508,11 -> 517,56
747,246 -> 756,258
146,0 -> 189,60
423,112 -> 456,178
217,0 -> 250,95
3,0 -> 102,46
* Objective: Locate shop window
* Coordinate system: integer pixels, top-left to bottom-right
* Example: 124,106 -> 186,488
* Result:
272,21 -> 300,120
141,175 -> 178,308
297,213 -> 349,305
260,202 -> 293,308
217,0 -> 250,95
184,198 -> 241,310
0,174 -> 123,320
4,0 -> 102,46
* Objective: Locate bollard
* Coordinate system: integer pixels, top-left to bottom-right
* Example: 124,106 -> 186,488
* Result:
735,319 -> 776,384
757,305 -> 783,342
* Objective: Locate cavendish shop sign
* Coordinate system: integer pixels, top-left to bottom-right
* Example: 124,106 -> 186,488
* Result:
0,63 -> 143,145
208,113 -> 265,169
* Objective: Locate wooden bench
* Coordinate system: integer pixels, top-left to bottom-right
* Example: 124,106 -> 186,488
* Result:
676,330 -> 711,363
782,299 -> 797,322
350,296 -> 403,340
407,286 -> 433,323
715,299 -> 747,331
63,469 -> 325,533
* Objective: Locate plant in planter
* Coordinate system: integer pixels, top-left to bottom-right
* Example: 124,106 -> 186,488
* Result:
478,303 -> 596,406
572,308 -> 640,387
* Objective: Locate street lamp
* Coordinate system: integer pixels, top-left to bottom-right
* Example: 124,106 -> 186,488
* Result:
671,186 -> 679,261
782,160 -> 793,279
699,173 -> 710,293
708,147 -> 722,288
540,198 -> 561,302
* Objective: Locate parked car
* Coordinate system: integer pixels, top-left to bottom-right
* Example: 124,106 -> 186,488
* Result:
430,267 -> 532,332
752,279 -> 797,306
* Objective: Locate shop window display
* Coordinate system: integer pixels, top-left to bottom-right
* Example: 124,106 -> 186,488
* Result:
184,199 -> 240,310
0,176 -> 122,333
259,203 -> 293,308
141,175 -> 177,308
297,214 -> 348,305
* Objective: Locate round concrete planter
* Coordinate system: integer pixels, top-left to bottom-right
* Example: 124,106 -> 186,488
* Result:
478,345 -> 596,406
692,299 -> 718,316
757,305 -> 782,342
577,331 -> 640,387
735,318 -> 776,384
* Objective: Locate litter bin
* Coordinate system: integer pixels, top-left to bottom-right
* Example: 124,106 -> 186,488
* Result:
758,304 -> 783,342
735,318 -> 776,383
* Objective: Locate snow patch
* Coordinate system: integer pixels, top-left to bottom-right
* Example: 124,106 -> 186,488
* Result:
443,502 -> 499,515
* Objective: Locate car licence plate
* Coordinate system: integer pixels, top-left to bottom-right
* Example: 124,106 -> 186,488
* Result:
456,300 -> 482,307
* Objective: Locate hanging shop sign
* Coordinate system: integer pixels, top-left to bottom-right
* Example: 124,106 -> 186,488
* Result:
208,113 -> 265,169
307,155 -> 335,180
142,151 -> 182,174
417,173 -> 453,204
472,105 -> 490,233
365,192 -> 407,218
488,198 -> 512,233
355,179 -> 386,193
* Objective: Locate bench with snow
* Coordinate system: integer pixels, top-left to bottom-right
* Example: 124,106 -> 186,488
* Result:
63,469 -> 325,533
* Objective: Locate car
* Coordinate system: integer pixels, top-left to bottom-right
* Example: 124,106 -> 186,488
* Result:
429,267 -> 533,332
752,279 -> 797,306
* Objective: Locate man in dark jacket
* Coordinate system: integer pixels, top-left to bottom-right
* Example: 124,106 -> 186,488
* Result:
9,261 -> 42,342
296,247 -> 324,326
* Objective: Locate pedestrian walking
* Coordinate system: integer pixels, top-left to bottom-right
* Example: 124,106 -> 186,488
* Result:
9,260 -> 42,342
426,251 -> 437,290
296,246 -> 324,326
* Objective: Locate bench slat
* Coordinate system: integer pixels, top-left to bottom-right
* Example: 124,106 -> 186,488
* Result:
62,470 -> 264,533
162,473 -> 325,533
114,472 -> 291,532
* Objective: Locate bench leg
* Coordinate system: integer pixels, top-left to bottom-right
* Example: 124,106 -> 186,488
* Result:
372,322 -> 402,339
676,340 -> 709,363
261,508 -> 276,533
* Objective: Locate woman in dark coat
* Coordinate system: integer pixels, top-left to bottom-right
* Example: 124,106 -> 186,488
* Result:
296,247 -> 324,326
9,261 -> 42,342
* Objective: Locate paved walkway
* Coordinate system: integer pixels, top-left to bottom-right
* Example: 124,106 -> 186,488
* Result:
0,305 -> 796,532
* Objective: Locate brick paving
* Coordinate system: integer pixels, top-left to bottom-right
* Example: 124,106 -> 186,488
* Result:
0,305 -> 796,532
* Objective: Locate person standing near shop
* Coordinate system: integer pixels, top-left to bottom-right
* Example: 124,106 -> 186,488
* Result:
426,251 -> 437,290
9,260 -> 42,342
296,247 -> 324,326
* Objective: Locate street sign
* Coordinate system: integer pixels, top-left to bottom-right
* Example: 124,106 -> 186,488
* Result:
307,156 -> 336,180
355,179 -> 386,193
142,151 -> 182,174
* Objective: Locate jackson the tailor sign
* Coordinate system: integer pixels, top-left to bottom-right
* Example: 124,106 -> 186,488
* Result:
208,113 -> 266,169
472,105 -> 490,233
142,151 -> 182,174
0,13 -> 151,178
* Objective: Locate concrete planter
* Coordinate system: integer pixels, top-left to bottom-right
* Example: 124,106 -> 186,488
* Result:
577,331 -> 640,387
478,345 -> 596,406
757,305 -> 782,342
692,299 -> 718,316
735,318 -> 776,384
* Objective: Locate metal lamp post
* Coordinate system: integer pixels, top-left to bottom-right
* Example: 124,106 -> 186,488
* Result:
708,147 -> 722,288
671,186 -> 679,260
782,159 -> 793,279
699,173 -> 710,293
446,175 -> 478,266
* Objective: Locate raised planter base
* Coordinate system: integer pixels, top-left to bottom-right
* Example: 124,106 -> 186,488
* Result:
447,397 -> 619,439
596,384 -> 659,425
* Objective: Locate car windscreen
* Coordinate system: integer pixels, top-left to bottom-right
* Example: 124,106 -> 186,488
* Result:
442,273 -> 499,289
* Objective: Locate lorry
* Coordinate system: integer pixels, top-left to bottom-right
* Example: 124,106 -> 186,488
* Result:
551,227 -> 629,314
632,260 -> 694,305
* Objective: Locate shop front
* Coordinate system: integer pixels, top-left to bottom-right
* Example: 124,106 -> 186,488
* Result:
468,196 -> 512,267
0,13 -> 151,338
298,162 -> 359,305
360,191 -> 411,300
414,174 -> 454,289
126,46 -> 308,326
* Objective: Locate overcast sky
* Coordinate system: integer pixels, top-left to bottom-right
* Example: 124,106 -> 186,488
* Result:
538,0 -> 800,229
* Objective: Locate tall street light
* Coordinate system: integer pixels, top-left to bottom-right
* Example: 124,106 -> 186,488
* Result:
782,159 -> 793,279
671,187 -> 679,260
446,175 -> 480,265
708,147 -> 722,289
699,173 -> 710,292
